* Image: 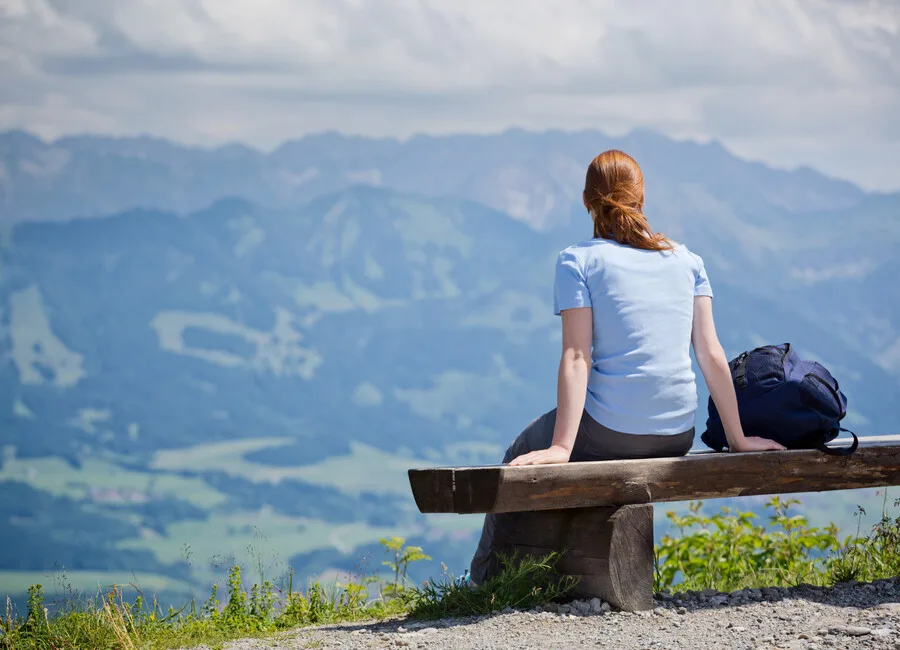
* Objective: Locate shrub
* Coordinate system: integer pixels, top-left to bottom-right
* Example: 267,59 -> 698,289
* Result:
654,496 -> 842,593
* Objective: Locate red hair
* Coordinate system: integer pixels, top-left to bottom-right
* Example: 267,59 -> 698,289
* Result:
583,150 -> 672,252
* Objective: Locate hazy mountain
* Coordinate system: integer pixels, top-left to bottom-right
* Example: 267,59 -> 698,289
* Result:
0,128 -> 866,229
0,129 -> 897,606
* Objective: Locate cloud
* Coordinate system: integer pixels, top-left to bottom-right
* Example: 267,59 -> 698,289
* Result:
1,0 -> 898,189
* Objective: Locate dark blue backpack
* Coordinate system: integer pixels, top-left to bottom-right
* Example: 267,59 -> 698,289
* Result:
701,343 -> 858,455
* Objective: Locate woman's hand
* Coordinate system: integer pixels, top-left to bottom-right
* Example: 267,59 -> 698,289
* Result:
508,445 -> 571,466
728,436 -> 786,452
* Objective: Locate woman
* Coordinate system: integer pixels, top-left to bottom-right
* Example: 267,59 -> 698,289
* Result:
468,149 -> 784,585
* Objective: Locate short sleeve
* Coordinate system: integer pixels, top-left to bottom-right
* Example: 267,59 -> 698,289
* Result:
693,253 -> 713,298
553,249 -> 591,315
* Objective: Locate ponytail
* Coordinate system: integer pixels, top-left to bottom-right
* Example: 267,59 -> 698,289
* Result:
584,150 -> 672,252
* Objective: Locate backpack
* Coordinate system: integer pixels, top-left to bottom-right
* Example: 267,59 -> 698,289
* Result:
700,343 -> 858,455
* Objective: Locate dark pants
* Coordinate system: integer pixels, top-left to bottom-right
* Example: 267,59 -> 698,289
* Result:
468,408 -> 694,584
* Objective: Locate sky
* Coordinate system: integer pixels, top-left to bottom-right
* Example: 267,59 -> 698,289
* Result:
1,0 -> 898,191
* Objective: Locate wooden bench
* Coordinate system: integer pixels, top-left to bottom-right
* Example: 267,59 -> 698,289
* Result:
408,435 -> 900,611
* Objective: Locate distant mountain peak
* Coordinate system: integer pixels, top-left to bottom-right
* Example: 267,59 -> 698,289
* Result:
0,128 -> 869,226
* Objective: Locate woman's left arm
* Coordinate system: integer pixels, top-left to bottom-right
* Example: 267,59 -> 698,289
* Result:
508,307 -> 592,466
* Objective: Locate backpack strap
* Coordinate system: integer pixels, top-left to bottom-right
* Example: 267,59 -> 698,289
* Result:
810,373 -> 848,419
734,352 -> 749,389
817,428 -> 858,456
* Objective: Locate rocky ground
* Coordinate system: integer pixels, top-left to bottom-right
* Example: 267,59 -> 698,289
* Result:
211,578 -> 900,650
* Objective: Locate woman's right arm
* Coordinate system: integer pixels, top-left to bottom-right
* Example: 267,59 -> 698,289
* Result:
691,296 -> 785,453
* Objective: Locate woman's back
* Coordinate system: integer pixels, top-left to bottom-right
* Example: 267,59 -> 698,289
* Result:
554,238 -> 713,435
469,147 -> 784,586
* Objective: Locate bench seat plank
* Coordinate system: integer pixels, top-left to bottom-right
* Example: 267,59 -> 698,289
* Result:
408,435 -> 900,514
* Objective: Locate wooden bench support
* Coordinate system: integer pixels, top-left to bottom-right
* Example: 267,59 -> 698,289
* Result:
488,505 -> 655,611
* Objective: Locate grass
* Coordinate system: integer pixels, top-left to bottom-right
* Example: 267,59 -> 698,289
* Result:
0,538 -> 434,650
410,552 -> 577,620
3,497 -> 899,650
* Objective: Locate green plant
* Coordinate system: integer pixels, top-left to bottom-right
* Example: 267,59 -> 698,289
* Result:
1,557 -> 412,650
221,565 -> 248,626
24,584 -> 48,634
411,551 -> 578,620
828,493 -> 900,583
380,536 -> 431,593
277,538 -> 428,627
654,497 -> 841,593
202,582 -> 221,620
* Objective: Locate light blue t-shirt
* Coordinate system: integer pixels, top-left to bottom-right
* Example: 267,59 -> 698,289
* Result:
553,238 -> 713,435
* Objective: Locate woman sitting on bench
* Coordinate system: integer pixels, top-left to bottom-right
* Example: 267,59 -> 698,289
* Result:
468,149 -> 784,585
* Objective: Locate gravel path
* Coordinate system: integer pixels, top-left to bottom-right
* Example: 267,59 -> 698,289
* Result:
214,578 -> 900,650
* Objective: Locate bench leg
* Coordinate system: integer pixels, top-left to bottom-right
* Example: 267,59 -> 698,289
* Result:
488,504 -> 655,612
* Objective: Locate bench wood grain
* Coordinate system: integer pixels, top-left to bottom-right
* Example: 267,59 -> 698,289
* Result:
408,435 -> 900,514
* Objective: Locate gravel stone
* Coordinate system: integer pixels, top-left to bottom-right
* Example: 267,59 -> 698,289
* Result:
832,625 -> 873,636
573,601 -> 592,615
213,579 -> 900,650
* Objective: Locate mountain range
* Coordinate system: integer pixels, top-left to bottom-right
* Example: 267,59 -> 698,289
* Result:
0,128 -> 897,606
